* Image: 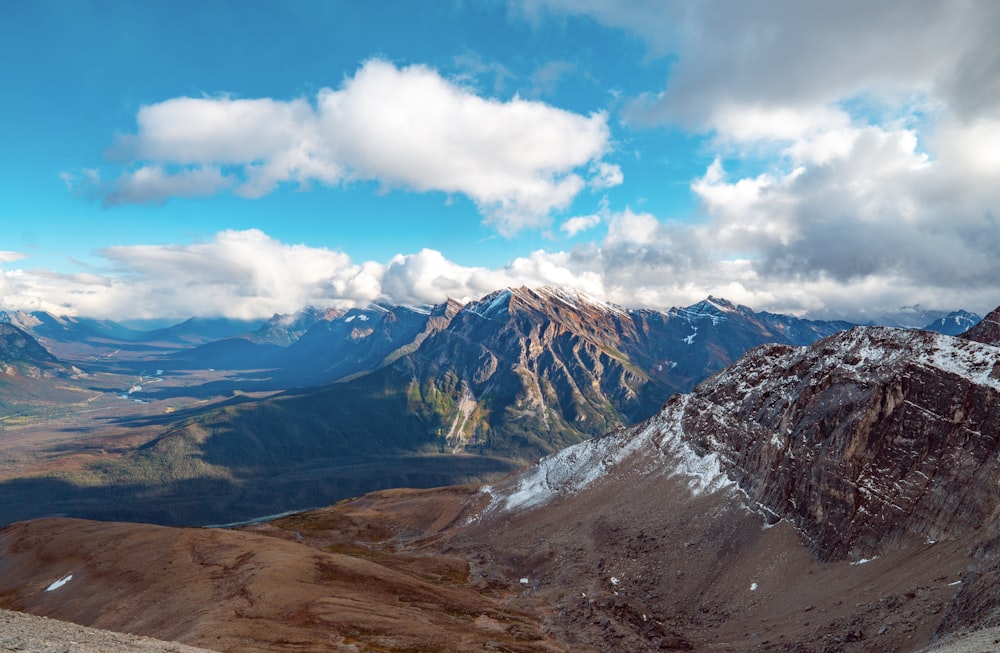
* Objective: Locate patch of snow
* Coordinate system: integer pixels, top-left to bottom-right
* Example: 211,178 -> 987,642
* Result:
750,582 -> 758,591
537,286 -> 631,318
948,580 -> 963,586
683,328 -> 697,345
655,397 -> 734,496
849,557 -> 877,566
922,334 -> 1000,391
45,575 -> 73,592
484,395 -> 733,516
469,289 -> 512,319
610,577 -> 620,586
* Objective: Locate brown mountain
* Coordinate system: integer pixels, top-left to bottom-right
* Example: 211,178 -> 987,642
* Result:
3,314 -> 1000,651
0,287 -> 855,528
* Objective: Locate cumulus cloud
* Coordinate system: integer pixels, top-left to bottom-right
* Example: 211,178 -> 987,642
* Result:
560,213 -> 602,237
521,1 -> 998,131
0,230 -> 603,320
1,222 -> 998,322
21,5 -> 1000,320
79,59 -> 616,233
505,0 -> 1000,317
105,166 -> 235,205
690,122 -> 1000,289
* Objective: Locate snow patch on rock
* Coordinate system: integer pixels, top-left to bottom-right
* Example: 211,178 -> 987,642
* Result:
487,395 -> 732,515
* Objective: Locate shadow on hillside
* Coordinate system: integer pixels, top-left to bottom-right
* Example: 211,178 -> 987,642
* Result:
0,454 -> 518,528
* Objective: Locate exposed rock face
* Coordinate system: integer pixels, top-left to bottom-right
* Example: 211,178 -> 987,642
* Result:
0,324 -> 64,377
960,306 -> 1000,346
683,326 -> 1000,560
397,287 -> 853,458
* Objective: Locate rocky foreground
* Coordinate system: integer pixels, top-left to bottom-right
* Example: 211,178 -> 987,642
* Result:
0,609 -> 214,653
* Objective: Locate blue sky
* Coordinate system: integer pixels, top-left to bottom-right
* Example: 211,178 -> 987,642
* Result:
3,1 -> 1000,321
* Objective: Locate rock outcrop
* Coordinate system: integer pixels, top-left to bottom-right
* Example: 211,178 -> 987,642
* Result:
683,326 -> 1000,560
959,305 -> 1000,346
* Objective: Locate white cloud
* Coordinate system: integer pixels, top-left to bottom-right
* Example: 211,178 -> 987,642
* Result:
507,1 -> 1000,316
0,251 -> 27,264
605,208 -> 660,245
560,213 -> 602,237
588,161 -> 624,189
1,223 -> 998,322
105,166 -> 235,206
689,122 -> 1000,292
80,59 -> 616,234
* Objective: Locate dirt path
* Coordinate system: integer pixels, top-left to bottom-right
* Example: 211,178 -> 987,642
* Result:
0,609 -> 216,653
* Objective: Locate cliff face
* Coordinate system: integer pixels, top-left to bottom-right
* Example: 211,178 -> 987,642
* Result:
401,287 -> 662,456
683,326 -> 1000,560
399,287 -> 853,458
960,306 -> 1000,346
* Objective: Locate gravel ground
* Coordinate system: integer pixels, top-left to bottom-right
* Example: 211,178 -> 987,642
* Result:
917,627 -> 1000,653
0,610 -> 216,653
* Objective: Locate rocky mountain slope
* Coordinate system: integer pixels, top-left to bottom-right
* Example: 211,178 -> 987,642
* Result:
3,312 -> 999,651
463,317 -> 1000,650
958,305 -> 1000,346
346,287 -> 854,458
0,288 -> 857,527
681,326 -> 1000,561
0,324 -> 62,377
0,324 -> 85,413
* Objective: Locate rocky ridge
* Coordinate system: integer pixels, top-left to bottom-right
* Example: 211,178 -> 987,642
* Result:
683,326 -> 1000,561
958,305 -> 1000,346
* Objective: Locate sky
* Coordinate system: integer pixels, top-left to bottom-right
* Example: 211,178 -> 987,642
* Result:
3,0 -> 1000,322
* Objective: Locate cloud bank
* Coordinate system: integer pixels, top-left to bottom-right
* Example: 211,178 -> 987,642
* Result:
3,221 -> 997,323
78,59 -> 617,234
509,0 -> 1000,317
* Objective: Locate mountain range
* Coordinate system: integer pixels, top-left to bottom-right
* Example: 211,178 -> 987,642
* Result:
0,289 -> 985,527
0,287 -> 869,526
1,303 -> 997,651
